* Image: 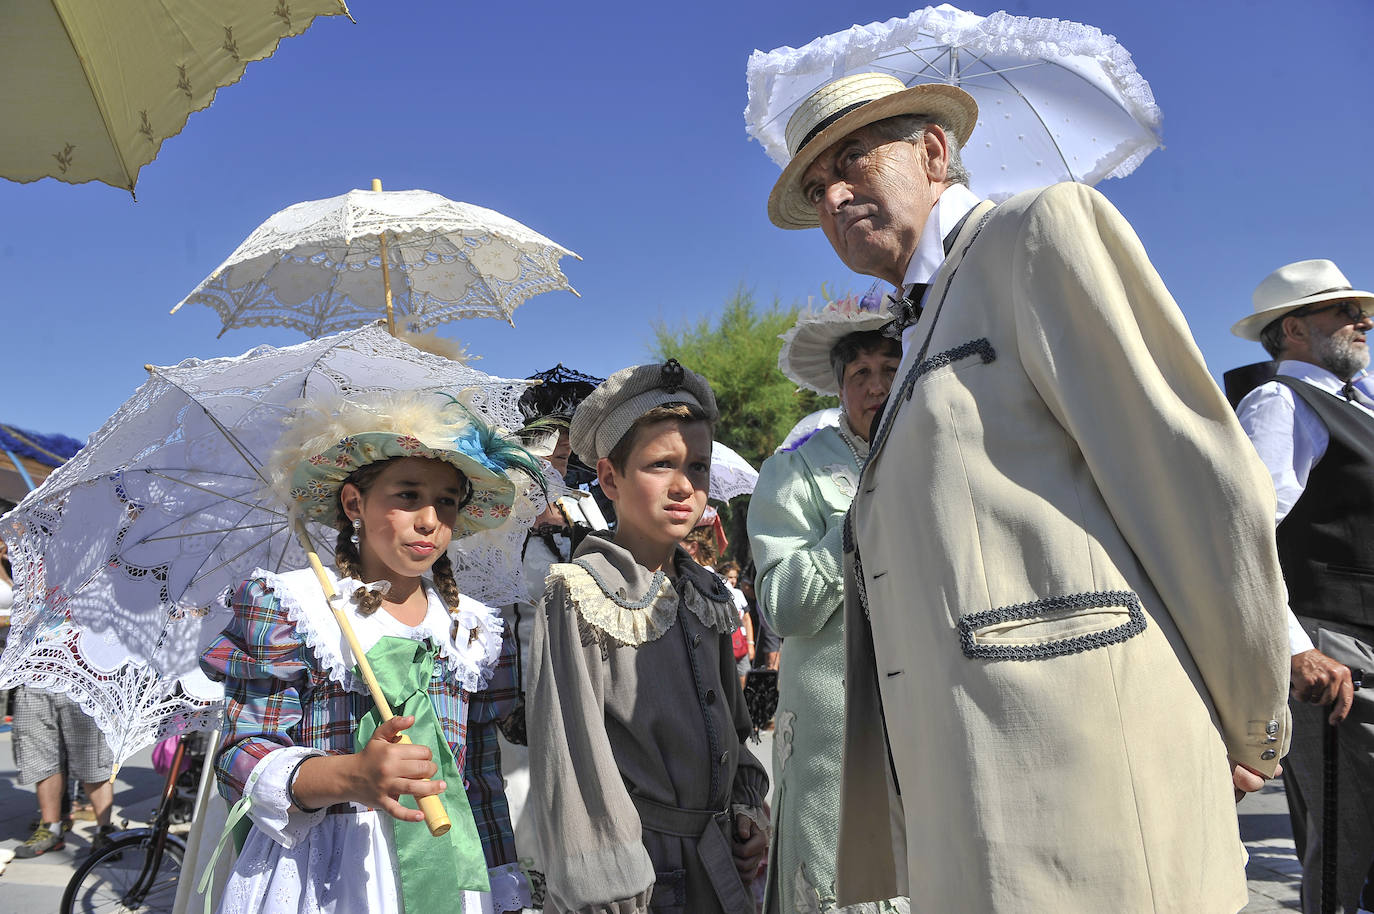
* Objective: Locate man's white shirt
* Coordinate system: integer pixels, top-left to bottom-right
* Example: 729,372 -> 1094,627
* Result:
895,183 -> 983,364
1237,359 -> 1374,654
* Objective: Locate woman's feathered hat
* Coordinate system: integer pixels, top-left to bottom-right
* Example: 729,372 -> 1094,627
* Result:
269,390 -> 543,537
778,285 -> 894,395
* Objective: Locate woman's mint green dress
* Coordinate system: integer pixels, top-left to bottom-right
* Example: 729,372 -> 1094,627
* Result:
748,421 -> 907,914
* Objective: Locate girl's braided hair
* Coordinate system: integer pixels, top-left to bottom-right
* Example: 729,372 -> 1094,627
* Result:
333,458 -> 470,631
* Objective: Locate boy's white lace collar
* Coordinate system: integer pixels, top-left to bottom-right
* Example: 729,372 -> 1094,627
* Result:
546,537 -> 739,647
251,566 -> 504,693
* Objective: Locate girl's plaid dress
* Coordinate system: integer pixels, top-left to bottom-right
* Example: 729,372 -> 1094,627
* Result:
199,567 -> 524,914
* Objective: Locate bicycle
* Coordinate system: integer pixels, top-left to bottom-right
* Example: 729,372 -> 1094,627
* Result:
61,734 -> 205,914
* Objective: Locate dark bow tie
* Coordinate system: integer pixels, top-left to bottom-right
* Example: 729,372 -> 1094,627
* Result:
881,283 -> 929,338
878,206 -> 980,338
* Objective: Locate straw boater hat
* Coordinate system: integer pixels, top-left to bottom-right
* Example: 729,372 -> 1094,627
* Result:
778,291 -> 894,395
769,72 -> 978,230
269,390 -> 541,537
1231,259 -> 1374,340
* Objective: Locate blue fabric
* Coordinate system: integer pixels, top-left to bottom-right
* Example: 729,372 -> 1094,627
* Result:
0,424 -> 83,466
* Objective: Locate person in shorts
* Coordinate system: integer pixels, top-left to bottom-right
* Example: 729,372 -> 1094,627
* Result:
11,686 -> 115,857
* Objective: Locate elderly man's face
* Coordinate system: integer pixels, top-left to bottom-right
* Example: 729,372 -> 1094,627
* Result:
801,124 -> 951,286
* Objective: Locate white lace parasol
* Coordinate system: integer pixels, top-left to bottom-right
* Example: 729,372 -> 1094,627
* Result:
173,187 -> 581,338
710,441 -> 759,502
0,323 -> 539,767
745,3 -> 1163,201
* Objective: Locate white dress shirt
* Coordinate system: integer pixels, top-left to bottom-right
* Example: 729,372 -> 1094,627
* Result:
896,183 -> 983,358
1237,359 -> 1374,654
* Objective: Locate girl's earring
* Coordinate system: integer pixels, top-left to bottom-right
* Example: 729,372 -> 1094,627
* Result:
350,517 -> 362,547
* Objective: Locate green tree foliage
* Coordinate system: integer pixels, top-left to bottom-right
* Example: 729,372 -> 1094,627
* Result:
652,286 -> 837,566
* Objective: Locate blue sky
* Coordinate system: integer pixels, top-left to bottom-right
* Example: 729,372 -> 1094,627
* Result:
3,0 -> 1372,441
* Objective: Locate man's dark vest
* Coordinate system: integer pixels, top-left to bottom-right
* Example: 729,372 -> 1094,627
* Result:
1273,375 -> 1374,630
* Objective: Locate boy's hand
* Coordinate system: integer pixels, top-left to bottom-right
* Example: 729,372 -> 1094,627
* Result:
732,814 -> 768,879
353,715 -> 444,822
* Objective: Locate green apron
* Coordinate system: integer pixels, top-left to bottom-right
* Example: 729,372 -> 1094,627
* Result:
355,635 -> 490,910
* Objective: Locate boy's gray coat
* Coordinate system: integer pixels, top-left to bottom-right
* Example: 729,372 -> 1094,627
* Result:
528,534 -> 768,914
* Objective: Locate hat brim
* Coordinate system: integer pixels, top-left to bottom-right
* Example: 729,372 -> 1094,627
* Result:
1230,289 -> 1374,341
768,83 -> 978,231
779,311 -> 894,394
288,430 -> 517,536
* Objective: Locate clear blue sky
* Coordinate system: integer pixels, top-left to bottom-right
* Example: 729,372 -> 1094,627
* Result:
3,0 -> 1372,441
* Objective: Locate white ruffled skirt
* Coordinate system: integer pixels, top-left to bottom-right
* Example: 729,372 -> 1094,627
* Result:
216,748 -> 509,914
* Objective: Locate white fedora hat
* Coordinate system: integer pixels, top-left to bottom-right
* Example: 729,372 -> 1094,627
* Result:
1231,259 -> 1374,341
768,72 -> 977,231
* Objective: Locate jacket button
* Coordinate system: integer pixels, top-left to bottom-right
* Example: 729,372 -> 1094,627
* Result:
692,634 -> 701,647
1265,720 -> 1279,736
705,689 -> 716,704
1260,749 -> 1277,761
719,752 -> 729,765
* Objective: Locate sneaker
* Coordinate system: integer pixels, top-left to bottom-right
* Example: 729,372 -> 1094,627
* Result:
13,824 -> 64,858
87,824 -> 118,857
26,815 -> 73,833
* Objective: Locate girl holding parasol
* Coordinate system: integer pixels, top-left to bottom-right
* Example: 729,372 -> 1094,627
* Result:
199,390 -> 542,914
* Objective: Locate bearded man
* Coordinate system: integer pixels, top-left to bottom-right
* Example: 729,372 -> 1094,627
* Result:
764,72 -> 1293,911
1234,259 -> 1374,914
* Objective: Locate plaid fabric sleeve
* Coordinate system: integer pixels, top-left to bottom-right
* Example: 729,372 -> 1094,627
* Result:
463,631 -> 520,868
200,577 -> 313,801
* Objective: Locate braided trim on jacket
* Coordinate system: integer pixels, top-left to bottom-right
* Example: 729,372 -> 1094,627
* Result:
957,590 -> 1147,660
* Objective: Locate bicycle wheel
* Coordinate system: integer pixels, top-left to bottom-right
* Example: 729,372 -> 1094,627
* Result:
61,831 -> 186,914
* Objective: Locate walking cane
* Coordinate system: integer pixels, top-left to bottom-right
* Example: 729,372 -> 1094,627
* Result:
294,519 -> 452,837
1321,668 -> 1365,914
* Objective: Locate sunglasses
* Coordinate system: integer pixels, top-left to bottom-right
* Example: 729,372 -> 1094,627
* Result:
1292,300 -> 1369,324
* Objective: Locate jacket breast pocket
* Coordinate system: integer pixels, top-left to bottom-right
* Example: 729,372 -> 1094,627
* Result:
957,590 -> 1147,660
896,336 -> 996,400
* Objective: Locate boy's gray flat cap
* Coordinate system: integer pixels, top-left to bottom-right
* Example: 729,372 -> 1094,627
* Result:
570,359 -> 719,466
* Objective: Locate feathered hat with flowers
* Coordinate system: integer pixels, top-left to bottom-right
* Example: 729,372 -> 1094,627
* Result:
268,389 -> 544,537
777,284 -> 894,395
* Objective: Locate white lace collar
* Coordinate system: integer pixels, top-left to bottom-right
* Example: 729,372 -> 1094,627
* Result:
547,537 -> 738,647
255,567 -> 505,693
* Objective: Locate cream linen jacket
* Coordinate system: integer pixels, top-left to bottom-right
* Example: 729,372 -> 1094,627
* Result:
836,183 -> 1292,913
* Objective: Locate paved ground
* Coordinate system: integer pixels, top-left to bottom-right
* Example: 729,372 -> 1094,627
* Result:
1239,779 -> 1304,912
0,724 -> 1310,911
0,726 -> 166,911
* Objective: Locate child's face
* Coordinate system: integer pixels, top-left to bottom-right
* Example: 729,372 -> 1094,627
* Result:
342,457 -> 466,584
599,419 -> 711,556
724,569 -> 738,587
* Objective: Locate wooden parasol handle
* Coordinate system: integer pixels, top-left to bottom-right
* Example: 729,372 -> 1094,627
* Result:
294,519 -> 450,836
371,178 -> 397,337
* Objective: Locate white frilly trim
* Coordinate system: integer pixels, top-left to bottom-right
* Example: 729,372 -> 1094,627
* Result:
744,3 -> 1161,186
731,803 -> 772,841
243,745 -> 328,849
550,563 -> 678,647
548,563 -> 739,648
778,307 -> 893,395
252,567 -> 505,694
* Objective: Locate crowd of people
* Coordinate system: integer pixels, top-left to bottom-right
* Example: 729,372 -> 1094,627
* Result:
5,69 -> 1373,914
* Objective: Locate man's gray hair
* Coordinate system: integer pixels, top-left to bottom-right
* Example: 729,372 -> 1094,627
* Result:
1258,315 -> 1289,360
868,114 -> 972,187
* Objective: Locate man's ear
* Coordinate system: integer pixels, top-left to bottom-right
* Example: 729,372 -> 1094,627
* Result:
339,482 -> 363,522
921,124 -> 953,184
596,457 -> 619,502
1281,313 -> 1309,347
